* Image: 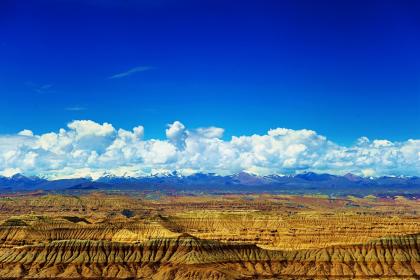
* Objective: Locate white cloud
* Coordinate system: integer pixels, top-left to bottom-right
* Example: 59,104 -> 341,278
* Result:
362,168 -> 376,177
195,127 -> 224,139
0,120 -> 418,178
166,121 -> 187,149
1,168 -> 22,177
67,120 -> 115,138
18,129 -> 34,137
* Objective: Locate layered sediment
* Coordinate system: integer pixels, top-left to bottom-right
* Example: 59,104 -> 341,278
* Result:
0,234 -> 419,279
0,194 -> 418,279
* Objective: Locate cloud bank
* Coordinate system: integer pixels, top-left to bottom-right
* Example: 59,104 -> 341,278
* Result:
0,120 -> 419,179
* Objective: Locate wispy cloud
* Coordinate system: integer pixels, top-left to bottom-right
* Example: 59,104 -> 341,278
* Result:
65,106 -> 87,111
109,66 -> 154,79
36,84 -> 53,93
26,82 -> 54,94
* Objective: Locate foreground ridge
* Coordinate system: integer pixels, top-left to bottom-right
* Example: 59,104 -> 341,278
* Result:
0,234 -> 419,279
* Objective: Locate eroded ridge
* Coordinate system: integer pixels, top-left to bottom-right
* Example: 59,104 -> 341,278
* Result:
0,234 -> 419,279
0,193 -> 418,279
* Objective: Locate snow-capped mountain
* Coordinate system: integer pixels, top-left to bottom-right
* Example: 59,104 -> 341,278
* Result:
0,172 -> 419,196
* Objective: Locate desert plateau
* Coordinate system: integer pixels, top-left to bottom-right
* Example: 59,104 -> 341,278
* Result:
0,190 -> 418,279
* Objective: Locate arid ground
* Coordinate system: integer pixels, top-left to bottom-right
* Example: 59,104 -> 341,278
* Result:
0,192 -> 419,279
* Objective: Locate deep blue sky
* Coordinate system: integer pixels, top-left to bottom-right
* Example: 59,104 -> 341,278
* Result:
1,0 -> 419,144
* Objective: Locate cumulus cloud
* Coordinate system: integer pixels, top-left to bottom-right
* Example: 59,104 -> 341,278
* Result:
18,129 -> 34,137
166,121 -> 187,149
195,127 -> 224,139
0,120 -> 418,178
1,168 -> 22,177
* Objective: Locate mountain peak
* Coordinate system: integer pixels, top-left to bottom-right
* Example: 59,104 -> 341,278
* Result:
343,173 -> 363,181
295,172 -> 336,181
11,173 -> 28,180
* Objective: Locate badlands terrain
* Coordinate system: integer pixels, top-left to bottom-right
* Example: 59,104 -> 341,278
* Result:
0,192 -> 419,279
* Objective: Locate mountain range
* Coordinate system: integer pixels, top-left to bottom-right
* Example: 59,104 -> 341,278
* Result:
0,172 -> 419,197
